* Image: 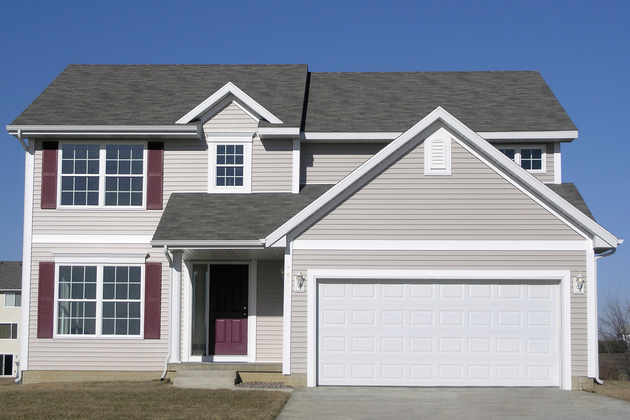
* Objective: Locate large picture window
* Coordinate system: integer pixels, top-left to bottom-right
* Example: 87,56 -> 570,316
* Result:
55,264 -> 143,337
58,142 -> 146,207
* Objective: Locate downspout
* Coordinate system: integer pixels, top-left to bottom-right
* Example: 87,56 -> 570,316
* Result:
14,360 -> 21,384
161,245 -> 172,381
592,246 -> 619,385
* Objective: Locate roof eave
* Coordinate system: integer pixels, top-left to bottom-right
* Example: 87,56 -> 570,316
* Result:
6,124 -> 199,138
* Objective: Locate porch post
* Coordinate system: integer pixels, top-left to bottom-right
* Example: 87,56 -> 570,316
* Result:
169,250 -> 183,363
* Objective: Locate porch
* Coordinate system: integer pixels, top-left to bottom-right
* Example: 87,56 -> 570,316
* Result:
166,247 -> 286,366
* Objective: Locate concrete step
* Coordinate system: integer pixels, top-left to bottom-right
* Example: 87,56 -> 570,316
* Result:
173,369 -> 237,389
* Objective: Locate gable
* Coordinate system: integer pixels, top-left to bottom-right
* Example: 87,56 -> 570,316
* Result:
297,122 -> 583,241
202,98 -> 259,134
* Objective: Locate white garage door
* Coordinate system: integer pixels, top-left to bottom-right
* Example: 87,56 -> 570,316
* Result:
317,280 -> 561,386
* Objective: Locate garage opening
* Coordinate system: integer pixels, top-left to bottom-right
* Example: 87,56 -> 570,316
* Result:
316,279 -> 561,387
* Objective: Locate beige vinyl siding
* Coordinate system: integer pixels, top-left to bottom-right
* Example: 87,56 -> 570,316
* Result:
252,137 -> 293,192
202,100 -> 259,133
163,139 -> 208,203
28,243 -> 168,371
300,131 -> 581,240
290,249 -> 588,377
256,260 -> 283,362
301,142 -> 385,185
496,142 -> 556,184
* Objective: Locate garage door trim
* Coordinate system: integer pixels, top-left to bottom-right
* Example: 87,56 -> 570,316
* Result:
306,269 -> 572,390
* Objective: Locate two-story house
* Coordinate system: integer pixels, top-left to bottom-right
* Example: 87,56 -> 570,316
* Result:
6,65 -> 621,389
0,261 -> 22,377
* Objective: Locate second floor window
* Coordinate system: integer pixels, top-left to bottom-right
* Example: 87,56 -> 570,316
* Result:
216,144 -> 244,187
4,292 -> 20,307
0,323 -> 18,340
207,138 -> 252,193
59,143 -> 146,207
497,146 -> 545,173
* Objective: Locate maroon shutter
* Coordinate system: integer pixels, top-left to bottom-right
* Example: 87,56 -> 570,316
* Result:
144,262 -> 162,339
37,261 -> 55,338
146,142 -> 164,210
41,142 -> 58,209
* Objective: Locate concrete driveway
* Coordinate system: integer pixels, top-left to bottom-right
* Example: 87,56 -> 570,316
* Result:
277,387 -> 630,420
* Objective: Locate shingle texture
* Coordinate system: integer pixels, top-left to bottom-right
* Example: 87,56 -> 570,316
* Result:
153,185 -> 331,242
0,261 -> 21,290
546,183 -> 595,221
11,66 -> 576,133
305,71 -> 577,132
11,64 -> 308,127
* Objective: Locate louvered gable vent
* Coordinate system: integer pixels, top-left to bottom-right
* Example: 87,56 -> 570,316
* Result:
424,130 -> 452,175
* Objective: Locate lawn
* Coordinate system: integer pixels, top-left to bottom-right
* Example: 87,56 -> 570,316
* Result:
591,381 -> 630,403
0,381 -> 289,420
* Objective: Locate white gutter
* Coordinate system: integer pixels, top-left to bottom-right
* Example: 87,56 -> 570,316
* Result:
303,130 -> 579,142
6,125 -> 199,138
152,239 -> 265,249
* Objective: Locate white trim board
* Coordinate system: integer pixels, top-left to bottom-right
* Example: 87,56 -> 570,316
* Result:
175,82 -> 283,125
292,240 -> 590,251
19,146 -> 34,371
266,107 -> 619,248
32,235 -> 152,244
306,268 -> 572,390
282,244 -> 292,375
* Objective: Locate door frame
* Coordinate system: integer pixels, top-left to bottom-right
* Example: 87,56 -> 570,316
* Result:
183,260 -> 257,363
306,269 -> 572,390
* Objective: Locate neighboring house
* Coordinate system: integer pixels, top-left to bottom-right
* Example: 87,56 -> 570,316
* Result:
0,261 -> 22,377
5,65 -> 621,389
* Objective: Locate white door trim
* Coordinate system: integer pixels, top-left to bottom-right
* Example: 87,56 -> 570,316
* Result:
306,269 -> 572,390
182,261 -> 256,363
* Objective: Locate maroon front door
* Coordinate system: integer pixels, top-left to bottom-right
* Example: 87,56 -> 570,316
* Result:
210,265 -> 248,355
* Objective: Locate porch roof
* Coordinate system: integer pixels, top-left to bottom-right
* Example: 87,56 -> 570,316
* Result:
152,184 -> 332,245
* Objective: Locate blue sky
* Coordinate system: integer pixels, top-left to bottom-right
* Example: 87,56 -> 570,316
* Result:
1,1 -> 628,311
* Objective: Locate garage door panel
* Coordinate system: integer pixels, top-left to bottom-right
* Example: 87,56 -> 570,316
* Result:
317,279 -> 560,387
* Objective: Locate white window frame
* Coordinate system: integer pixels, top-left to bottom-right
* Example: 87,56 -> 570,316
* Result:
57,141 -> 148,209
53,262 -> 144,339
207,137 -> 252,193
498,146 -> 546,173
4,292 -> 20,307
0,323 -> 18,340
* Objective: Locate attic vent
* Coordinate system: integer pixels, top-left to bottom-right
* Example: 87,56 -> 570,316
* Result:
424,136 -> 452,175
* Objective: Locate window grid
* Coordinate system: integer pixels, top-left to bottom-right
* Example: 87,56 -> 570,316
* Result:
105,145 -> 144,206
0,323 -> 17,339
520,148 -> 543,170
102,266 -> 142,336
60,144 -> 100,206
216,144 -> 244,187
57,266 -> 97,335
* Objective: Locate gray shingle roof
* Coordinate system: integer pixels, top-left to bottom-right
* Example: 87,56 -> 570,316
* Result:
0,261 -> 21,291
11,66 -> 576,133
153,185 -> 331,242
546,183 -> 595,221
11,64 -> 308,127
304,71 -> 576,132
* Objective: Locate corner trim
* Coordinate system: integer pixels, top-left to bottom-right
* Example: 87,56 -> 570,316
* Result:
20,146 -> 35,371
282,243 -> 292,375
292,138 -> 300,194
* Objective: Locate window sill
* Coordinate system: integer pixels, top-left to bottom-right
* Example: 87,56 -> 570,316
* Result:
52,334 -> 145,340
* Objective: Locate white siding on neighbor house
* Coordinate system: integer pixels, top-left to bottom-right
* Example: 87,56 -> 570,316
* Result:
0,292 -> 21,375
495,142 -> 557,184
256,260 -> 283,362
28,243 -> 169,371
290,249 -> 588,377
298,129 -> 582,240
252,137 -> 293,192
301,142 -> 385,185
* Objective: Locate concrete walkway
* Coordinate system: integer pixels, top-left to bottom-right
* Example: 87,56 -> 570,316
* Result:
277,387 -> 630,420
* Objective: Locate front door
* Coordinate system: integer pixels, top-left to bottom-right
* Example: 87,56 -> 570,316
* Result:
209,265 -> 248,355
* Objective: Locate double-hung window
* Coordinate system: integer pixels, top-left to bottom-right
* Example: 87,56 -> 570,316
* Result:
208,138 -> 252,193
498,146 -> 545,172
55,264 -> 143,337
58,143 -> 146,207
0,323 -> 17,339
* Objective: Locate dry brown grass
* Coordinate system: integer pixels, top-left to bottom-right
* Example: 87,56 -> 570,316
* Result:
591,380 -> 630,402
0,380 -> 289,420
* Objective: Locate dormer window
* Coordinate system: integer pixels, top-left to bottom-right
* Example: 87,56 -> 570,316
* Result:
499,146 -> 545,173
208,137 -> 252,193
